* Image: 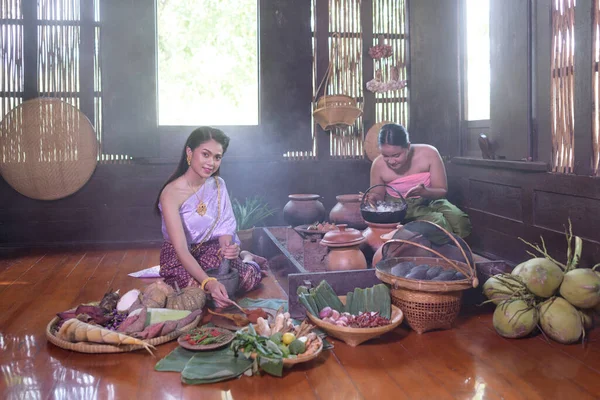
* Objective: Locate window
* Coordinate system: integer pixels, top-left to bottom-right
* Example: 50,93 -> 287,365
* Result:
156,0 -> 258,126
551,0 -> 575,173
594,0 -> 599,175
285,0 -> 409,160
373,0 -> 409,127
0,0 -> 106,158
464,0 -> 490,121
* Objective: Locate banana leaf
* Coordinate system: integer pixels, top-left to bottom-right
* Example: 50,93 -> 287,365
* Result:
154,347 -> 197,372
181,348 -> 254,385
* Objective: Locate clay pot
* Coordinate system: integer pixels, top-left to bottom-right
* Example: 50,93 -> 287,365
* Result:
283,194 -> 326,226
329,194 -> 367,230
320,225 -> 367,271
362,222 -> 399,252
237,228 -> 253,251
372,225 -> 403,266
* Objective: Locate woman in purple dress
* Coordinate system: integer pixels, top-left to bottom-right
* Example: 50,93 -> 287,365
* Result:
155,127 -> 263,307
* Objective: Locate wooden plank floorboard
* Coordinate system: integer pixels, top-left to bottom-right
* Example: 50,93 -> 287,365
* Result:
1,247 -> 600,400
453,315 -> 596,399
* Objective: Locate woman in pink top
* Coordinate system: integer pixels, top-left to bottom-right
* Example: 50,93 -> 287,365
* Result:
368,123 -> 471,238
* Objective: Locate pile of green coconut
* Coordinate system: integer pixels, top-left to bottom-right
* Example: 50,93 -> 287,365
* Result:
483,222 -> 600,344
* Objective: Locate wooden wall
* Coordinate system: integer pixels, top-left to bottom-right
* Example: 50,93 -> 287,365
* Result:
0,159 -> 370,247
409,0 -> 461,157
0,0 -> 369,248
448,160 -> 600,266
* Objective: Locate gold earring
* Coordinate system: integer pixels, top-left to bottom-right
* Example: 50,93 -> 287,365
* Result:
187,156 -> 191,166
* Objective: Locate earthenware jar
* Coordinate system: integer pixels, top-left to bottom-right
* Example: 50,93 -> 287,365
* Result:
362,221 -> 398,252
320,224 -> 367,271
372,224 -> 403,266
329,194 -> 367,230
283,194 -> 326,226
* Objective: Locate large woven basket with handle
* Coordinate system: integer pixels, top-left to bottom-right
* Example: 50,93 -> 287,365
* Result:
375,221 -> 478,334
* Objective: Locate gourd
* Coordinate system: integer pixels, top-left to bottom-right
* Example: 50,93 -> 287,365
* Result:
165,282 -> 206,311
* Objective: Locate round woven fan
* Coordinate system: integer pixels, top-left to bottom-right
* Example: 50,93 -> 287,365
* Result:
0,98 -> 98,200
364,121 -> 392,161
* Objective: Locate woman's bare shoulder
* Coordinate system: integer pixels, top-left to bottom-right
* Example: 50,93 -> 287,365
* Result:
160,178 -> 188,207
413,143 -> 440,154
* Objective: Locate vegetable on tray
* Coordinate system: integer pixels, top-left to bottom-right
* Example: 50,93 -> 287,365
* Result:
57,318 -> 156,355
297,280 -> 393,328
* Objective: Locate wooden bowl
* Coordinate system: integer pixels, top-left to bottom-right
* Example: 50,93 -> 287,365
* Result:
306,296 -> 404,347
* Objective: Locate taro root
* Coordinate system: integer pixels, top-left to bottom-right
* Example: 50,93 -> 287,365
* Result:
425,266 -> 444,280
512,258 -> 563,298
539,297 -> 583,344
390,262 -> 416,277
493,299 -> 538,338
559,268 -> 600,309
116,289 -> 141,312
452,271 -> 467,280
431,270 -> 457,281
405,265 -> 430,280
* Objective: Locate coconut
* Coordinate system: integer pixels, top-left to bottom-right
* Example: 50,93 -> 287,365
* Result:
579,309 -> 595,330
493,299 -> 538,338
539,297 -> 583,344
512,258 -> 563,298
511,261 -> 527,276
483,274 -> 522,305
559,268 -> 600,309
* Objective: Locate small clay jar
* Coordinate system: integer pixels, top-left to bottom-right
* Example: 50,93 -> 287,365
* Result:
372,224 -> 403,266
283,194 -> 326,226
362,221 -> 399,253
320,224 -> 367,271
329,194 -> 367,230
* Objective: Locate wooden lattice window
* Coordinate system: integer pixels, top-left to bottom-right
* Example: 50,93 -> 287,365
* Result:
551,0 -> 576,173
0,0 -> 108,158
373,0 -> 408,127
328,0 -> 364,158
594,0 -> 599,175
285,0 -> 409,160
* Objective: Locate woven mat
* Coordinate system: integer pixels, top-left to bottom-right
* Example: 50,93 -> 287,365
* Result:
0,98 -> 98,200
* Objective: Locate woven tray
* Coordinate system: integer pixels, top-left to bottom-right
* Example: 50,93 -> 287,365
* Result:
246,335 -> 324,366
306,296 -> 403,347
46,314 -> 202,354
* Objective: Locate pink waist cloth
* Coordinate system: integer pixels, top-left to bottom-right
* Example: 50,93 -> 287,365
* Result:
386,172 -> 432,198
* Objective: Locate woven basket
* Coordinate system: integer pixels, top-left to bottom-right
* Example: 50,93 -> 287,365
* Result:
313,95 -> 362,131
390,288 -> 462,334
364,121 -> 392,161
306,295 -> 404,347
0,98 -> 98,200
46,314 -> 202,354
375,223 -> 478,334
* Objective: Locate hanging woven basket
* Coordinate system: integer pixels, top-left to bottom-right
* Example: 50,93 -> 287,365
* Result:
313,94 -> 363,131
312,37 -> 362,131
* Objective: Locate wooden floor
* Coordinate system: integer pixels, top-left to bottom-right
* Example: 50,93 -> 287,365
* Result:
1,248 -> 600,400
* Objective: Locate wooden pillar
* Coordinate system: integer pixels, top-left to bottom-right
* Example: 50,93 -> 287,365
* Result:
573,0 -> 594,176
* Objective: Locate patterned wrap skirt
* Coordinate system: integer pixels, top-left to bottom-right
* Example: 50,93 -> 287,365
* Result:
159,239 -> 262,293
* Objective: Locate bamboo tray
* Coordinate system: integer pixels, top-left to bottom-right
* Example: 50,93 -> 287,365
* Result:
306,296 -> 404,347
246,336 -> 324,366
46,314 -> 202,354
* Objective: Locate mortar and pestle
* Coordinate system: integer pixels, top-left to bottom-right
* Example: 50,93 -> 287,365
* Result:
207,258 -> 240,299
